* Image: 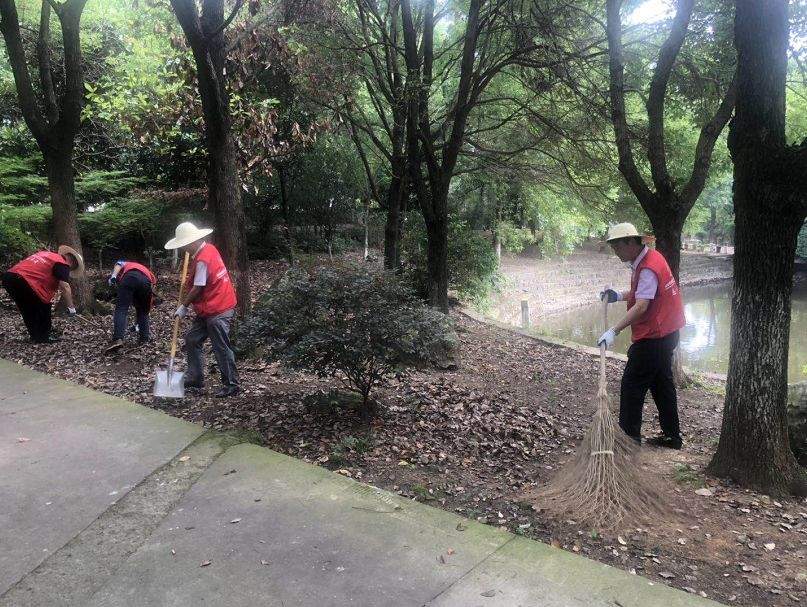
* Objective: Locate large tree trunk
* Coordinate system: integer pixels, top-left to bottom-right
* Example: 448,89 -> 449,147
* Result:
425,211 -> 449,312
707,0 -> 806,496
44,148 -> 90,308
383,162 -> 405,269
171,0 -> 251,315
651,211 -> 684,282
708,201 -> 803,494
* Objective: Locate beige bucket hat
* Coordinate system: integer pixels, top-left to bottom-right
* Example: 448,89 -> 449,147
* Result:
605,222 -> 641,242
164,222 -> 214,250
57,245 -> 85,276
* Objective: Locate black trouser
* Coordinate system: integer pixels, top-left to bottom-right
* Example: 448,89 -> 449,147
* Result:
2,271 -> 52,342
113,270 -> 152,341
619,330 -> 681,442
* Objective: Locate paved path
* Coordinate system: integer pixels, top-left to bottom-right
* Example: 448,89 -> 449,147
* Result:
0,359 -> 720,606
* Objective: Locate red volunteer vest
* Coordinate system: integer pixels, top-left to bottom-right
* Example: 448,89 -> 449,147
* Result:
185,243 -> 237,317
10,251 -> 68,303
627,248 -> 686,342
120,261 -> 156,285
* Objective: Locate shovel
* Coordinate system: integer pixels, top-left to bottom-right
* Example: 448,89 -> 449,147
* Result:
154,251 -> 190,398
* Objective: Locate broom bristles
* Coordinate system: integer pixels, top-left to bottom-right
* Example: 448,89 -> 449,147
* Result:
530,386 -> 666,528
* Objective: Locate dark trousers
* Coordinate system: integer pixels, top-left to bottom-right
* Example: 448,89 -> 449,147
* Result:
113,270 -> 152,341
620,330 -> 681,442
2,271 -> 52,342
184,308 -> 238,387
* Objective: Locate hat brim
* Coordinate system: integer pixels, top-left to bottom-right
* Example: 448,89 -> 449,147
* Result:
57,245 -> 85,276
164,228 -> 214,250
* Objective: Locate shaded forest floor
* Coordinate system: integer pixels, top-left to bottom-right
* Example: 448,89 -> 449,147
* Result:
1,259 -> 805,606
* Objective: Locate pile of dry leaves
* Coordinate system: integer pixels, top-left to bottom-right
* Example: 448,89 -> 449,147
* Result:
0,259 -> 804,606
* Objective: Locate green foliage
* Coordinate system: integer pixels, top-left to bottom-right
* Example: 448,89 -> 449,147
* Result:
75,170 -> 143,209
78,195 -> 197,253
0,156 -> 47,205
402,213 -> 501,307
497,221 -> 534,254
0,204 -> 53,243
0,220 -> 38,266
238,264 -> 457,418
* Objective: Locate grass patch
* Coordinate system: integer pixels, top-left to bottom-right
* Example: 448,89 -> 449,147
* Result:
673,463 -> 706,488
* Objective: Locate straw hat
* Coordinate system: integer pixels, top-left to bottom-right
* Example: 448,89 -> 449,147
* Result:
164,222 -> 214,250
57,245 -> 85,275
605,222 -> 640,242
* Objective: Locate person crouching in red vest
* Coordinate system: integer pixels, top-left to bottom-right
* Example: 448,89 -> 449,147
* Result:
164,222 -> 239,398
1,246 -> 85,343
106,260 -> 158,350
598,223 -> 686,450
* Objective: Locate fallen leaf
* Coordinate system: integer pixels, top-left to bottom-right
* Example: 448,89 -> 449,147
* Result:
230,518 -> 241,524
480,590 -> 496,597
617,536 -> 627,546
178,455 -> 191,462
694,488 -> 713,497
200,560 -> 212,567
260,559 -> 269,566
446,548 -> 455,556
763,543 -> 775,551
658,572 -> 675,579
16,437 -> 30,443
456,522 -> 467,531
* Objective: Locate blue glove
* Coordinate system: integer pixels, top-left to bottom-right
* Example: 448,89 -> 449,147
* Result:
600,288 -> 620,303
108,276 -> 117,286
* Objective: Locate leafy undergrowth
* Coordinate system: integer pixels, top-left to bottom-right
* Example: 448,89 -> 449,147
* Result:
1,258 -> 805,606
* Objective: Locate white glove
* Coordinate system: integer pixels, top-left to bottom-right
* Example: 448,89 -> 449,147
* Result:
67,307 -> 77,316
175,304 -> 188,318
598,328 -> 616,348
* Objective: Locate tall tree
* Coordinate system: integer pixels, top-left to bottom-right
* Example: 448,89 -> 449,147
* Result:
707,0 -> 807,496
0,0 -> 90,307
400,0 -> 576,311
605,0 -> 736,280
326,0 -> 409,270
169,0 -> 251,313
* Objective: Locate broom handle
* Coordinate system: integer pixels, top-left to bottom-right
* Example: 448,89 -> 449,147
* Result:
169,252 -> 191,361
599,294 -> 608,389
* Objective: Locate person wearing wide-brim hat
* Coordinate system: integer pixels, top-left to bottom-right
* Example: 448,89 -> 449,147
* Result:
597,223 -> 686,450
1,245 -> 84,343
165,222 -> 240,398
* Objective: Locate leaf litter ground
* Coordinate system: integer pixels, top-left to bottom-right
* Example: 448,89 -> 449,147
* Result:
0,259 -> 804,607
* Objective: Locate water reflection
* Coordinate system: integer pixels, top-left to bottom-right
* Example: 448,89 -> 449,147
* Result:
532,280 -> 807,381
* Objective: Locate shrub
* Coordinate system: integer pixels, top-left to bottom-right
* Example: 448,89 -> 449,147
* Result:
238,264 -> 457,418
497,221 -> 535,254
401,212 -> 502,307
0,204 -> 52,243
0,220 -> 38,266
0,155 -> 47,206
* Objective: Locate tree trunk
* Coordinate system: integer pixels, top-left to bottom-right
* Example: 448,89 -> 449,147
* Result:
651,211 -> 684,282
45,150 -> 90,308
208,132 -> 250,314
383,160 -> 405,269
171,0 -> 251,315
363,197 -> 370,260
426,190 -> 448,314
277,164 -> 294,265
707,0 -> 806,496
707,201 -> 803,494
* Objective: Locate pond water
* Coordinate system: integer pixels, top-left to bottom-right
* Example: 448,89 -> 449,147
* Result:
533,279 -> 807,382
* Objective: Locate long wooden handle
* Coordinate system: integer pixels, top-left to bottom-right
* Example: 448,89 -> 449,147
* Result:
169,252 -> 191,360
599,293 -> 609,389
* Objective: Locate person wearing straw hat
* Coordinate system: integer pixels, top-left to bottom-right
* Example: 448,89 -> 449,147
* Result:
1,245 -> 84,343
597,222 -> 686,449
164,222 -> 239,398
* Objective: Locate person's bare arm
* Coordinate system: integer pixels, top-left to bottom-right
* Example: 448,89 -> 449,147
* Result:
182,285 -> 203,306
613,298 -> 650,334
59,281 -> 76,311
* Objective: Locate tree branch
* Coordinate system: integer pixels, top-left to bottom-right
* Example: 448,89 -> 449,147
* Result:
645,0 -> 694,196
37,0 -> 59,125
605,0 -> 654,207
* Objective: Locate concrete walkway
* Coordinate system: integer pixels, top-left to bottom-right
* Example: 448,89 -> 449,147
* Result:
0,359 -> 721,607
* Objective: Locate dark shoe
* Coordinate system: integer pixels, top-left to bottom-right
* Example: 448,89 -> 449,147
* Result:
645,435 -> 683,450
215,385 -> 240,398
32,336 -> 60,344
